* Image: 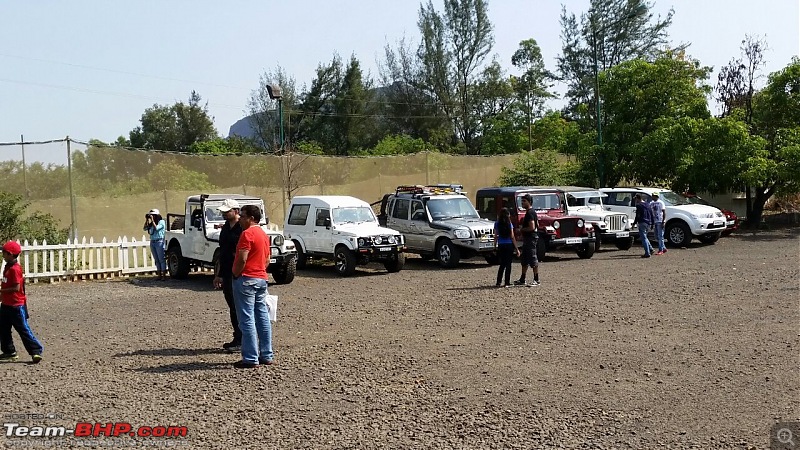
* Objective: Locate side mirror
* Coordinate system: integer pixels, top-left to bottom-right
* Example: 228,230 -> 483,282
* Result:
324,217 -> 331,229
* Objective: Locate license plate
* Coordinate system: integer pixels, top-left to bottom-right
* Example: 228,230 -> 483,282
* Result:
379,247 -> 392,252
565,237 -> 582,244
269,259 -> 276,263
726,220 -> 735,226
480,242 -> 494,248
616,231 -> 629,238
713,220 -> 724,226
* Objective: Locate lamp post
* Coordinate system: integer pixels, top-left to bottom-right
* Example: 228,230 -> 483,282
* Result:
590,3 -> 647,188
266,84 -> 284,151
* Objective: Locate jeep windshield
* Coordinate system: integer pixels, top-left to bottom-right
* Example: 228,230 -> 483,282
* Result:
655,190 -> 691,206
520,193 -> 563,211
332,206 -> 377,224
426,197 -> 480,220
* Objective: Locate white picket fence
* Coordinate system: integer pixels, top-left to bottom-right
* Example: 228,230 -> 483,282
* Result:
7,236 -> 181,283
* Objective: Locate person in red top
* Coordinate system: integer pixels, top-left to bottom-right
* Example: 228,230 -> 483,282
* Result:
231,204 -> 273,369
0,241 -> 43,363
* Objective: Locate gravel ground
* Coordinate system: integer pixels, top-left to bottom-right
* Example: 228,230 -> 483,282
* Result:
2,229 -> 798,449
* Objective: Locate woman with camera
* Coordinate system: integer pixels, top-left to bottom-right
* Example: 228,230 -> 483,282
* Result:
143,209 -> 167,280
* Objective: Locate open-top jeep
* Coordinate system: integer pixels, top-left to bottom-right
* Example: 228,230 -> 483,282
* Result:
283,195 -> 406,276
376,184 -> 496,268
558,186 -> 633,251
475,186 -> 596,260
164,194 -> 297,284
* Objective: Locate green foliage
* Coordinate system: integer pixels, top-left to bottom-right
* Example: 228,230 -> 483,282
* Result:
189,136 -> 262,154
498,149 -> 575,186
129,91 -> 218,152
0,192 -> 69,243
247,66 -> 299,150
145,161 -> 216,192
360,134 -> 435,155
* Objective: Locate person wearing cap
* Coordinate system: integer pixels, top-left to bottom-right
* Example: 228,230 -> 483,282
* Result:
143,209 -> 167,280
650,192 -> 667,255
633,194 -> 654,258
0,241 -> 43,363
213,198 -> 243,352
514,194 -> 541,287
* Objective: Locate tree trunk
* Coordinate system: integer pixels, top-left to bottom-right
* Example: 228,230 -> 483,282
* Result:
746,184 -> 775,228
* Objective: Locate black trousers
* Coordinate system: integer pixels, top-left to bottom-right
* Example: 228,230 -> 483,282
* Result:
0,304 -> 43,356
496,243 -> 515,285
222,276 -> 242,343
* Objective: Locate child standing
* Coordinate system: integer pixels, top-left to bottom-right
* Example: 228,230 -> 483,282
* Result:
494,209 -> 519,287
0,241 -> 43,363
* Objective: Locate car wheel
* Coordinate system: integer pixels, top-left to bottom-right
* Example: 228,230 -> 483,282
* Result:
293,240 -> 307,269
383,253 -> 405,273
615,237 -> 633,250
272,255 -> 297,284
576,242 -> 595,259
484,254 -> 499,265
166,245 -> 190,279
698,232 -> 721,245
436,239 -> 461,268
334,246 -> 357,276
666,222 -> 692,247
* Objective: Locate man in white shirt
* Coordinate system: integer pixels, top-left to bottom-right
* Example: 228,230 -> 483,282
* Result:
651,192 -> 667,255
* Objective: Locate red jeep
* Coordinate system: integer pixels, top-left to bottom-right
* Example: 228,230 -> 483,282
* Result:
682,192 -> 739,236
475,186 -> 596,260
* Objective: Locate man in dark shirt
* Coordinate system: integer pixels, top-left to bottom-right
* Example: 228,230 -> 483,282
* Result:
213,198 -> 243,351
514,194 -> 541,286
632,194 -> 654,258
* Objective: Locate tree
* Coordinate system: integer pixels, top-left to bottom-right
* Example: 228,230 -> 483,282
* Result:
417,0 -> 494,153
331,56 -> 379,154
511,39 -> 555,151
129,91 -> 218,152
470,60 -> 518,153
747,58 -> 800,224
0,192 -> 69,243
247,66 -> 299,152
557,0 -> 675,125
498,149 -> 580,186
715,35 -> 768,122
295,54 -> 344,152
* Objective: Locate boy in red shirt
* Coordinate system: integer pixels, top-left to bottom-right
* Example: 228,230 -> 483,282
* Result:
0,241 -> 43,363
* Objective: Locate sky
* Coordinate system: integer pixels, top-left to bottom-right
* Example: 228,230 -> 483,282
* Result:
0,0 -> 797,162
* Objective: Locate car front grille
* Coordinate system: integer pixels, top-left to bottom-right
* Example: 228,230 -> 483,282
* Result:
559,221 -> 577,237
604,214 -> 627,232
473,228 -> 494,238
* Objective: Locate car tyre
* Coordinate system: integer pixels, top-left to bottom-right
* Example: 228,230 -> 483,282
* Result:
666,221 -> 692,247
436,238 -> 461,268
334,246 -> 357,276
615,237 -> 633,250
698,232 -> 721,245
293,240 -> 308,269
384,253 -> 405,273
272,255 -> 297,284
484,254 -> 499,265
167,245 -> 190,279
576,242 -> 596,259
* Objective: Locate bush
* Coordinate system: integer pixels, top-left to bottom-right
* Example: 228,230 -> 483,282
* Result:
0,192 -> 70,244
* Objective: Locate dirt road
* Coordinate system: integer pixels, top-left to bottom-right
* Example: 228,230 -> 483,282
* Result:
3,229 -> 798,449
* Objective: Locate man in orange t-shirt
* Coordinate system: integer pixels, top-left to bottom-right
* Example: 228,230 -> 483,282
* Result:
0,241 -> 43,363
231,204 -> 273,369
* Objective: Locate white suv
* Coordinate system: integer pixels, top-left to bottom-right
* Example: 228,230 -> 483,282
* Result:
283,195 -> 406,276
600,187 -> 726,247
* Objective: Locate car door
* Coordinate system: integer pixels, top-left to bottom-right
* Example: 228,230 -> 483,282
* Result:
187,203 -> 206,258
407,199 -> 430,249
386,198 -> 413,247
311,207 -> 332,254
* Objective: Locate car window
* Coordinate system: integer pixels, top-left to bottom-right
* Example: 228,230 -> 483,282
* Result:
392,198 -> 409,220
315,208 -> 330,227
475,196 -> 496,220
657,190 -> 690,206
189,205 -> 203,228
606,192 -> 633,207
288,204 -> 310,226
411,200 -> 426,221
333,207 -> 375,224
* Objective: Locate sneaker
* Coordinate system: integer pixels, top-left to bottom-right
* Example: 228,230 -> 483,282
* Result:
31,354 -> 42,364
513,279 -> 526,286
0,353 -> 18,362
223,345 -> 241,354
259,359 -> 275,366
495,283 -> 502,288
531,280 -> 540,286
233,361 -> 258,369
504,284 -> 513,288
655,250 -> 664,256
641,254 -> 651,258
222,341 -> 241,351
661,249 -> 668,254
527,281 -> 539,287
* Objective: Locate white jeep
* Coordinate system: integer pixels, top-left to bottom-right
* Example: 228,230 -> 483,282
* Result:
283,195 -> 406,276
560,187 -> 633,251
164,194 -> 297,284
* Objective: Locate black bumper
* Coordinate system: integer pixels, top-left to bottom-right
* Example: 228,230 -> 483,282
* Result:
359,245 -> 405,262
599,231 -> 632,244
546,236 -> 595,248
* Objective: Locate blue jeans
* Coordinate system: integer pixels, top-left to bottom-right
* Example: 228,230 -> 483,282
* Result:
0,305 -> 43,356
233,277 -> 273,364
150,239 -> 166,272
654,222 -> 666,252
639,226 -> 651,256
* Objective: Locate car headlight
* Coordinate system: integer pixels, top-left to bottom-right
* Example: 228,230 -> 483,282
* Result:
552,220 -> 560,229
373,236 -> 384,245
692,213 -> 714,219
454,228 -> 471,239
388,235 -> 397,244
272,234 -> 284,246
715,211 -> 724,217
577,219 -> 585,228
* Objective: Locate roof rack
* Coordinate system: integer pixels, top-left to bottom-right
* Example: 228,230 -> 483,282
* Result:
395,184 -> 465,196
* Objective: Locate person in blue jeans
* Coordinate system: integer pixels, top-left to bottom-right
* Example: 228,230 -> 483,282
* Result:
143,209 -> 167,280
493,208 -> 519,287
650,192 -> 667,254
231,204 -> 273,369
632,194 -> 654,258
